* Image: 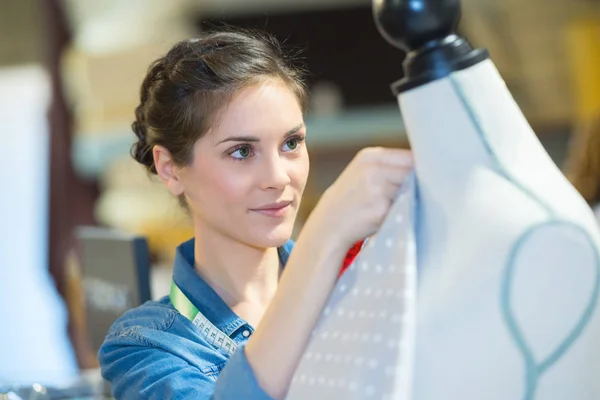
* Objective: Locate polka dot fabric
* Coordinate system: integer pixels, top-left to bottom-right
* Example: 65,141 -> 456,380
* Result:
287,173 -> 418,400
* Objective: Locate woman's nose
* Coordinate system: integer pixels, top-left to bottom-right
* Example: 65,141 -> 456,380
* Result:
259,153 -> 292,190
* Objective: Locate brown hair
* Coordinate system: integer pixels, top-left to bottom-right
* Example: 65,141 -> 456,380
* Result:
131,28 -> 308,174
565,114 -> 600,205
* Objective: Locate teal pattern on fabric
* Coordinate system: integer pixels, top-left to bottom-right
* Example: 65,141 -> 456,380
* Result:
448,74 -> 600,400
501,222 -> 600,399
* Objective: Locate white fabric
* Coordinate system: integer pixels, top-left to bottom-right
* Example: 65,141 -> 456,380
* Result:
288,58 -> 600,399
0,66 -> 78,386
287,174 -> 418,400
403,60 -> 600,400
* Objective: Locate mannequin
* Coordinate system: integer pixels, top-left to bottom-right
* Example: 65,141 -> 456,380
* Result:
288,0 -> 600,399
382,1 -> 600,399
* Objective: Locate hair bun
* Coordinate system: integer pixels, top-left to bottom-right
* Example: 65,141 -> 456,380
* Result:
131,105 -> 156,173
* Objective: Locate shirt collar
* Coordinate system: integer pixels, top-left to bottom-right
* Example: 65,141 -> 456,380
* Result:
172,238 -> 294,336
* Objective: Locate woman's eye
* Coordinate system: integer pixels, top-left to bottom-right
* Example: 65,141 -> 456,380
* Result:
283,136 -> 304,152
231,146 -> 252,159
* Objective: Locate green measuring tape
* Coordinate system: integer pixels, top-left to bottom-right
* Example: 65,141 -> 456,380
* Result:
170,280 -> 238,356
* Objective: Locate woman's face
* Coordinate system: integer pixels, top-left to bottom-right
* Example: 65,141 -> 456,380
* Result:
177,79 -> 309,248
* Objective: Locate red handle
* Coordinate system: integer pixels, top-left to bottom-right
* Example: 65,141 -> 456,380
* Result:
339,239 -> 365,278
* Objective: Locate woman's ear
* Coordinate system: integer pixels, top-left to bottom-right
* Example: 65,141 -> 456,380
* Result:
153,145 -> 185,196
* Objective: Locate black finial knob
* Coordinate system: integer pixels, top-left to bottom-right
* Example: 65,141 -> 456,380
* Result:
373,0 -> 460,52
372,0 -> 489,93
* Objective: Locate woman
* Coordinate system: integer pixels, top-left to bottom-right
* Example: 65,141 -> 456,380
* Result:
99,28 -> 413,399
565,113 -> 600,220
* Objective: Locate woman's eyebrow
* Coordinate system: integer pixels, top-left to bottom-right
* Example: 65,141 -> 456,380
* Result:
217,135 -> 260,144
284,123 -> 305,136
216,123 -> 305,145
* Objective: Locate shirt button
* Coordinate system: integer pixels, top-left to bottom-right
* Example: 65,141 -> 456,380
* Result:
242,330 -> 251,338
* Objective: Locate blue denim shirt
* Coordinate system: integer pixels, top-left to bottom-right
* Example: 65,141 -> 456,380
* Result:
99,238 -> 294,399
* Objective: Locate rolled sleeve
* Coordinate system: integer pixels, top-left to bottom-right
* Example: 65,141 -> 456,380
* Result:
213,345 -> 274,400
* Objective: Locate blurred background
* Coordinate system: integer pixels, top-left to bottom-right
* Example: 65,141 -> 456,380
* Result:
2,0 -> 600,396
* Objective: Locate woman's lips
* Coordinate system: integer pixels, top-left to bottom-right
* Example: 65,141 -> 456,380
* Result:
251,201 -> 292,217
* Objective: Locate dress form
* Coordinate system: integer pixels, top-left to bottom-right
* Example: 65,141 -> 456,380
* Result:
375,1 -> 600,399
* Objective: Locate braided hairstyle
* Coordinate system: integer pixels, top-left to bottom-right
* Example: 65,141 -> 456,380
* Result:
131,28 -> 308,174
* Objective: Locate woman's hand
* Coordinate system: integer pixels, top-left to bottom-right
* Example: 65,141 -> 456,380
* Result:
306,147 -> 414,251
